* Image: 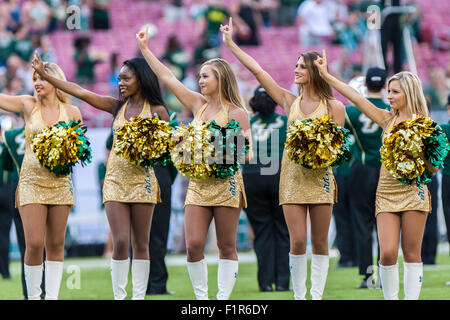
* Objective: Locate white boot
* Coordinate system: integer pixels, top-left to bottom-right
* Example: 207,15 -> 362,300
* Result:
403,262 -> 423,300
25,264 -> 43,300
379,262 -> 399,300
289,253 -> 307,300
310,254 -> 329,300
216,259 -> 238,300
111,258 -> 130,300
44,261 -> 64,300
131,259 -> 150,300
187,259 -> 209,300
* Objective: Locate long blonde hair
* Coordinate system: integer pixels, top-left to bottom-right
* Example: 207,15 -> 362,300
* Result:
201,58 -> 249,114
387,71 -> 429,117
33,62 -> 72,104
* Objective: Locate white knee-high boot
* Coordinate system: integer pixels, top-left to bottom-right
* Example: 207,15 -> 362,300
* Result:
131,259 -> 150,300
403,262 -> 423,300
216,259 -> 238,300
44,261 -> 64,300
379,262 -> 399,300
289,253 -> 307,300
187,259 -> 209,300
310,254 -> 329,300
111,258 -> 130,300
25,264 -> 43,300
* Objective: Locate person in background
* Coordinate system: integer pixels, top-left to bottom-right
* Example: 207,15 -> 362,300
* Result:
92,0 -> 111,30
439,95 -> 450,256
242,86 -> 290,292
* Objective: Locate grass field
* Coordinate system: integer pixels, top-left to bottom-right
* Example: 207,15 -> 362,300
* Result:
1,252 -> 449,300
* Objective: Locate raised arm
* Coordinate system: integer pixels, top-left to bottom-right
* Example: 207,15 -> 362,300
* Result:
220,17 -> 296,113
136,27 -> 205,113
314,50 -> 390,128
31,52 -> 119,114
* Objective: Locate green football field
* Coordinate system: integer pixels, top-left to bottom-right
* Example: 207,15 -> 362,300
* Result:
1,252 -> 449,300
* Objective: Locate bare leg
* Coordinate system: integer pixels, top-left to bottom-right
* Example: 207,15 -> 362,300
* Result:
19,204 -> 47,266
45,205 -> 71,261
184,205 -> 213,262
282,204 -> 308,255
105,201 -> 131,260
400,211 -> 428,263
309,204 -> 332,255
130,203 -> 155,260
377,212 -> 401,265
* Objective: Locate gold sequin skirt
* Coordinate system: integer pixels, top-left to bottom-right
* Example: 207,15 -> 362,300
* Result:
375,165 -> 431,216
184,170 -> 247,208
16,154 -> 75,207
279,154 -> 337,205
102,153 -> 161,204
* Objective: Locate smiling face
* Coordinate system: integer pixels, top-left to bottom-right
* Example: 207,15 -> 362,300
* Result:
32,72 -> 55,97
294,56 -> 309,85
118,65 -> 140,98
198,65 -> 218,96
387,79 -> 406,111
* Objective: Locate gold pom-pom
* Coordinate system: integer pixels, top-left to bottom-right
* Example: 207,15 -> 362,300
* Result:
31,120 -> 92,176
285,115 -> 350,169
380,115 -> 435,184
114,116 -> 172,167
169,121 -> 215,179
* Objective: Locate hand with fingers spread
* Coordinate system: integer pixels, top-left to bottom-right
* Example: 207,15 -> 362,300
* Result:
136,25 -> 150,51
31,51 -> 46,76
220,17 -> 234,47
313,49 -> 329,78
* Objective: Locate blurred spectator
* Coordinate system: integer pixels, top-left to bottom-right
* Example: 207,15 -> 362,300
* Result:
73,36 -> 106,84
334,10 -> 367,52
108,52 -> 120,96
20,0 -> 51,34
12,24 -> 33,63
33,34 -> 57,63
68,0 -> 91,31
192,35 -> 220,68
6,54 -> 33,94
163,0 -> 187,23
161,35 -> 190,81
92,0 -> 110,30
0,0 -> 22,33
295,0 -> 334,47
329,51 -> 359,82
0,20 -> 15,67
46,0 -> 70,32
230,0 -> 262,46
440,95 -> 450,254
3,76 -> 26,96
196,0 -> 230,47
424,65 -> 448,112
380,0 -> 403,74
277,0 -> 302,26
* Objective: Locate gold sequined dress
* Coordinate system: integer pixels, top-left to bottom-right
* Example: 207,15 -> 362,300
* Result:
184,104 -> 247,208
17,103 -> 75,207
375,115 -> 431,216
102,100 -> 161,204
279,95 -> 337,205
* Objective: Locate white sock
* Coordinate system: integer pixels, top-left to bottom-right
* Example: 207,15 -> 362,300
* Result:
44,261 -> 64,300
289,253 -> 307,300
403,262 -> 423,300
111,258 -> 130,300
187,259 -> 209,300
216,259 -> 238,300
131,259 -> 150,300
379,262 -> 399,300
25,264 -> 43,300
310,254 -> 329,300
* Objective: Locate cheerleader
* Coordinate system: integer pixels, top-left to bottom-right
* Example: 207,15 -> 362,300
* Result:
136,26 -> 251,300
220,18 -> 345,300
0,62 -> 82,299
32,53 -> 170,300
314,50 -> 439,300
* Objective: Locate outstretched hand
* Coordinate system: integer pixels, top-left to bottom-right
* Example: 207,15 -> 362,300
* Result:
31,51 -> 45,76
136,25 -> 149,50
220,17 -> 233,46
313,49 -> 329,78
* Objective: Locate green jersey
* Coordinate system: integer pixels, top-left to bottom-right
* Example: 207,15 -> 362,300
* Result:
244,112 -> 287,174
440,122 -> 450,176
2,127 -> 25,182
345,97 -> 390,167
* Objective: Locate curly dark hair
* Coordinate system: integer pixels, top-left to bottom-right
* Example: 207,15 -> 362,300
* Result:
249,86 -> 277,117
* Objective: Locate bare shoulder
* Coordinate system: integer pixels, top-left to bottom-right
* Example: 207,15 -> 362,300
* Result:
22,96 -> 39,115
64,104 -> 83,121
228,105 -> 250,126
328,99 -> 345,112
151,105 -> 170,121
